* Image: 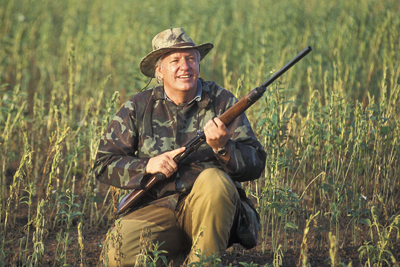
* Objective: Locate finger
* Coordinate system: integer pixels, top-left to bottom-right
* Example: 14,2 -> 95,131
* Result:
205,121 -> 223,138
156,160 -> 173,177
166,160 -> 178,173
204,126 -> 216,140
162,165 -> 173,177
146,154 -> 173,175
170,147 -> 186,158
211,117 -> 219,127
212,117 -> 225,128
213,119 -> 229,134
159,169 -> 169,178
164,148 -> 185,171
204,118 -> 217,130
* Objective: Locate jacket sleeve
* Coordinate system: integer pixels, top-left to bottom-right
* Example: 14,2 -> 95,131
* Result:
213,87 -> 266,182
93,100 -> 150,190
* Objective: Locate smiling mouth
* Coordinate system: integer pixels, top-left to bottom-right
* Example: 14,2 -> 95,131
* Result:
178,75 -> 191,78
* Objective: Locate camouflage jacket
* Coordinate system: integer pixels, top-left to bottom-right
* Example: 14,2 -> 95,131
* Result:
94,78 -> 266,211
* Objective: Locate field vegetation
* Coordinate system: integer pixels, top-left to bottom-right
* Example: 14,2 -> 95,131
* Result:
1,0 -> 400,266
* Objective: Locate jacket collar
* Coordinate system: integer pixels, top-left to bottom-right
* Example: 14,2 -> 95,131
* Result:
152,78 -> 210,109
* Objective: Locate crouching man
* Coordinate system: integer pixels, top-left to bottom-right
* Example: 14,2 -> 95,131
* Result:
94,28 -> 266,266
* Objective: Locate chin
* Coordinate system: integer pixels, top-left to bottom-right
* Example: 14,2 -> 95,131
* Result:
177,83 -> 196,91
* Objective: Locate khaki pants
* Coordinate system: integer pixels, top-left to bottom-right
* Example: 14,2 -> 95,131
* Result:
105,168 -> 240,266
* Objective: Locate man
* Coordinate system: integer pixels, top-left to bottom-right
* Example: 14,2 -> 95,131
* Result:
94,28 -> 266,266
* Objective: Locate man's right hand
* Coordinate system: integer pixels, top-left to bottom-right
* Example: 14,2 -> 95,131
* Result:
145,147 -> 186,178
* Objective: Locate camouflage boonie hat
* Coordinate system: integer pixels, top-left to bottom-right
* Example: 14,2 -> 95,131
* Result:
139,28 -> 214,78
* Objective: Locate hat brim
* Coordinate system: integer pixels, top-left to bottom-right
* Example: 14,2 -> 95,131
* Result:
139,43 -> 214,78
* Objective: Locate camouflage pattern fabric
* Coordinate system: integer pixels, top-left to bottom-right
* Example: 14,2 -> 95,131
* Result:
94,78 -> 266,211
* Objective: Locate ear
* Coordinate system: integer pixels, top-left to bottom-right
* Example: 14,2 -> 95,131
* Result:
156,65 -> 163,80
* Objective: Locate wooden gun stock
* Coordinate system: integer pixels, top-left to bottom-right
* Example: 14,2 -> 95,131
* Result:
116,46 -> 312,215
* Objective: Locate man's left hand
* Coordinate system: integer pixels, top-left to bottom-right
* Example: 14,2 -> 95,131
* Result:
203,117 -> 230,151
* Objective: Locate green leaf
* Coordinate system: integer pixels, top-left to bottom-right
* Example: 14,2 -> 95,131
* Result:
92,195 -> 102,203
256,118 -> 268,129
380,126 -> 389,135
271,113 -> 278,126
285,222 -> 298,230
269,99 -> 276,110
359,219 -> 371,226
71,211 -> 83,218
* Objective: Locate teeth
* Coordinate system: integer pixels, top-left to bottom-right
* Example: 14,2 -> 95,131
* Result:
179,75 -> 190,78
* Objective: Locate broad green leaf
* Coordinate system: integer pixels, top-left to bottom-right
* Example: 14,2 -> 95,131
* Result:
359,219 -> 371,226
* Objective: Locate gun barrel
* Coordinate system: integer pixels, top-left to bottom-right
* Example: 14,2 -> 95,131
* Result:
261,46 -> 312,89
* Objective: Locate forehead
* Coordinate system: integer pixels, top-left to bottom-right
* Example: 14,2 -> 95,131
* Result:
162,48 -> 199,60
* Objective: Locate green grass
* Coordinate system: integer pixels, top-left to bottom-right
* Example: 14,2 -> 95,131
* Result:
1,0 -> 400,265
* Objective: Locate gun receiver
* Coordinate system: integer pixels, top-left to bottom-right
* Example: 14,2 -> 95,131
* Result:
116,46 -> 312,215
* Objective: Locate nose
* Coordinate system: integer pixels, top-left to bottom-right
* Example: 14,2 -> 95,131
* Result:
179,58 -> 190,70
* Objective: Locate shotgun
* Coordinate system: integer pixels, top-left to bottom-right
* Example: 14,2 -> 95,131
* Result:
116,46 -> 312,215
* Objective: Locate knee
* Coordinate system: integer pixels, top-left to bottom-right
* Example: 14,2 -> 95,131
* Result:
196,168 -> 235,189
193,168 -> 238,203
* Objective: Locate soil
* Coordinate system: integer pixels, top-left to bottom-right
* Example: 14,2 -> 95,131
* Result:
3,178 -> 400,266
5,209 -> 400,267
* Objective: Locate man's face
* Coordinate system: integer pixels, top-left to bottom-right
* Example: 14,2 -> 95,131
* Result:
156,48 -> 200,97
